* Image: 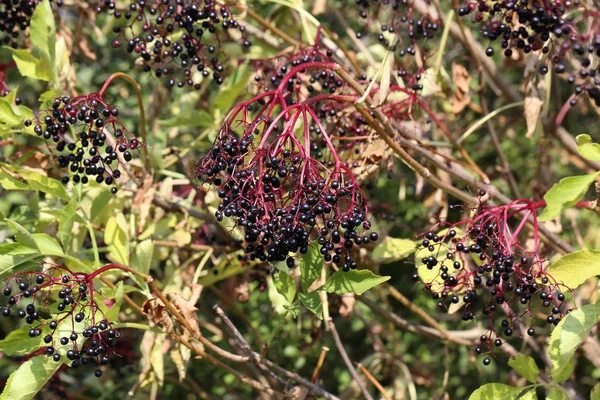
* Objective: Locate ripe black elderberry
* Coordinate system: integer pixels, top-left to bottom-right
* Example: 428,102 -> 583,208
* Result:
0,265 -> 119,377
24,95 -> 141,193
100,0 -> 251,89
414,199 -> 572,362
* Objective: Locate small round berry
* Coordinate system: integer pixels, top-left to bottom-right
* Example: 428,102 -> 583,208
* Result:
483,357 -> 491,366
485,47 -> 494,57
527,328 -> 535,336
369,232 -> 379,241
94,369 -> 103,378
53,353 -> 61,362
3,287 -> 11,296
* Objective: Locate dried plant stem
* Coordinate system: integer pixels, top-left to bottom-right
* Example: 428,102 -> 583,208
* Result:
311,347 -> 330,383
356,363 -> 392,400
328,318 -> 374,400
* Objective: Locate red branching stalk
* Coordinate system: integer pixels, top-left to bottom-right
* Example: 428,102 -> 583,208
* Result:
414,197 -> 583,361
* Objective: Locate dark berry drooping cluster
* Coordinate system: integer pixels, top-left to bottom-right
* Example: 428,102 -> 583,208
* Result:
0,0 -> 62,47
100,0 -> 251,89
414,197 -> 572,364
0,265 -> 118,378
24,94 -> 141,194
458,1 -> 600,106
346,0 -> 440,83
0,62 -> 22,105
198,62 -> 379,270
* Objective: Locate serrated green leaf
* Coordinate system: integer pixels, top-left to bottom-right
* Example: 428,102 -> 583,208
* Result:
0,326 -> 44,356
59,194 -> 78,250
105,213 -> 129,265
89,189 -> 112,223
321,269 -> 390,295
558,302 -> 600,365
576,134 -> 600,162
300,245 -> 321,292
114,281 -> 125,306
372,237 -> 417,264
591,383 -> 600,400
0,98 -> 22,126
132,239 -> 154,275
159,109 -> 213,128
30,0 -> 55,58
18,169 -> 69,201
298,291 -> 323,320
32,234 -> 64,257
546,389 -> 565,400
0,356 -> 62,400
548,303 -> 600,382
508,354 -> 539,383
519,389 -> 537,400
468,383 -> 523,400
6,49 -> 39,78
272,270 -> 296,304
0,243 -> 39,256
34,50 -> 54,82
546,249 -> 600,289
539,172 -> 600,221
4,219 -> 37,249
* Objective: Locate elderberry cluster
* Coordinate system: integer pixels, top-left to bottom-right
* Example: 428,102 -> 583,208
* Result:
413,199 -> 572,364
458,1 -> 600,105
198,95 -> 379,271
0,0 -> 62,47
24,95 -> 141,194
349,0 -> 439,82
101,0 -> 251,89
0,267 -> 118,378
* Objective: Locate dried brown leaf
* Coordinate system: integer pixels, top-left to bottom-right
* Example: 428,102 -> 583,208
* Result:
170,343 -> 192,382
524,96 -> 543,138
450,63 -> 471,114
170,293 -> 201,338
142,298 -> 174,333
339,293 -> 355,318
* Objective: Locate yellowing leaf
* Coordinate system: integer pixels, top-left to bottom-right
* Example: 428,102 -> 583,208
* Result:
546,249 -> 600,288
539,172 -> 599,221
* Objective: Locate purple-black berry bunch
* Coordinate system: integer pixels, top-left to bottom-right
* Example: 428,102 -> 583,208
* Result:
24,94 -> 142,194
458,1 -> 600,106
100,0 -> 251,89
197,69 -> 379,271
413,198 -> 572,365
1,265 -> 118,378
0,0 -> 62,47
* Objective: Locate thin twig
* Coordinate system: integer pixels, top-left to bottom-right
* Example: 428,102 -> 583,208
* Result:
328,318 -> 374,400
356,363 -> 392,400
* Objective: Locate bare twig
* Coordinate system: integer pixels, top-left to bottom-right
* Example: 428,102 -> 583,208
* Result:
328,318 -> 374,400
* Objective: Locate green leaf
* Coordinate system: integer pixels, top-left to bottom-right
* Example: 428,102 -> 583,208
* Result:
298,291 -> 323,320
32,234 -> 64,257
549,303 -> 600,382
300,245 -> 321,292
6,49 -> 39,79
18,169 -> 69,201
214,65 -> 251,112
132,239 -> 154,275
0,243 -> 39,256
558,302 -> 600,365
519,389 -> 537,400
321,269 -> 390,295
114,281 -> 125,306
508,354 -> 539,383
0,326 -> 44,356
59,194 -> 78,250
0,356 -> 62,400
272,271 -> 296,304
538,172 -> 600,221
576,134 -> 600,162
104,213 -> 129,265
546,249 -> 600,289
468,383 -> 524,400
0,98 -> 22,126
591,383 -> 600,400
89,189 -> 112,223
159,109 -> 213,128
30,0 -> 56,58
546,389 -> 564,400
4,219 -> 37,249
34,50 -> 54,82
372,237 -> 417,264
